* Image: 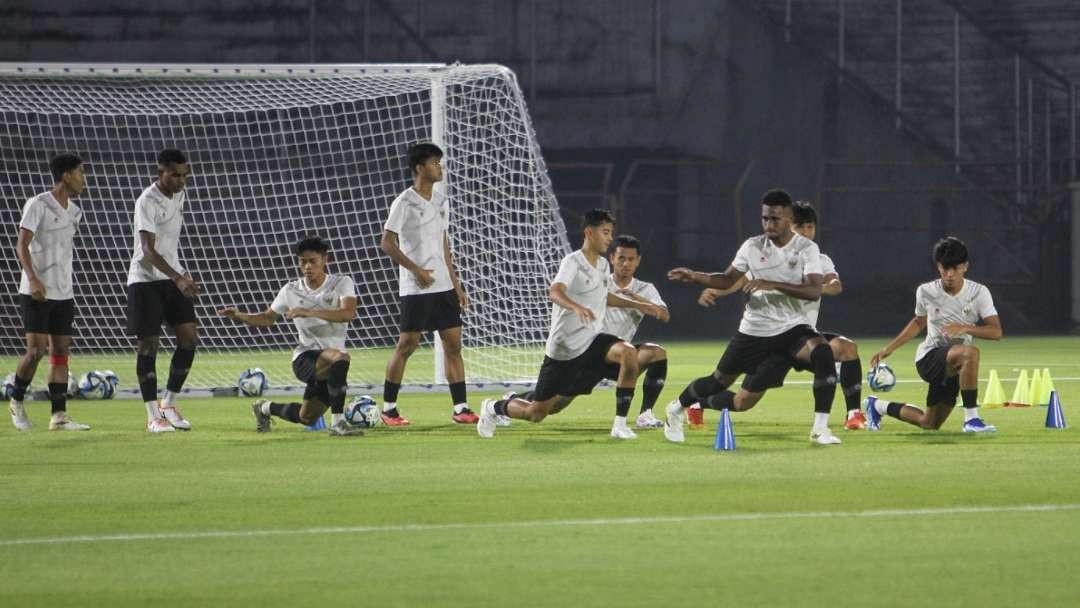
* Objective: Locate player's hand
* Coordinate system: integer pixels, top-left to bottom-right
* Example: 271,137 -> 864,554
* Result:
667,268 -> 696,283
285,308 -> 310,320
175,274 -> 201,299
639,303 -> 663,319
869,350 -> 889,368
456,287 -> 470,312
942,323 -> 970,338
742,279 -> 772,294
413,268 -> 435,289
28,277 -> 46,301
698,288 -> 720,307
574,305 -> 596,323
218,307 -> 240,320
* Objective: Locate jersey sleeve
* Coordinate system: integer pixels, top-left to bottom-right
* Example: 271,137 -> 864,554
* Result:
133,194 -> 157,235
383,195 -> 407,234
18,198 -> 44,234
914,285 -> 928,316
337,276 -> 358,304
730,239 -> 752,273
270,284 -> 291,316
974,285 -> 998,320
819,253 -> 838,277
801,242 -> 823,277
640,282 -> 667,308
552,254 -> 577,287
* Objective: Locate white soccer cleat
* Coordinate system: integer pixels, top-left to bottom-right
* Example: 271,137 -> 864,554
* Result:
610,423 -> 638,440
49,413 -> 90,431
327,418 -> 364,437
147,417 -> 176,433
9,400 -> 32,431
495,415 -> 513,427
159,404 -> 191,431
635,409 -> 665,429
809,428 -> 842,445
663,400 -> 686,443
477,399 -> 498,438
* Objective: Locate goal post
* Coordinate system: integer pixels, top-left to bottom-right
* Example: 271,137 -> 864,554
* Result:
0,63 -> 569,393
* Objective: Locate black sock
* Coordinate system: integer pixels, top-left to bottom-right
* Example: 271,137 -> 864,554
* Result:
166,347 -> 196,393
615,387 -> 634,418
269,402 -> 302,424
11,375 -> 31,401
519,391 -> 535,402
810,344 -> 837,414
327,360 -> 350,414
885,402 -> 907,420
703,390 -> 735,411
493,399 -> 509,416
449,381 -> 467,405
48,382 -> 67,414
640,359 -> 667,413
136,353 -> 157,402
383,380 -> 401,404
679,374 -> 724,407
839,359 -> 862,412
961,389 -> 978,409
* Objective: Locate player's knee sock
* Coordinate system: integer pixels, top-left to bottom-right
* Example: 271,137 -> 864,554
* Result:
961,389 -> 979,421
47,382 -> 67,414
703,390 -> 735,411
269,402 -> 302,424
137,353 -> 157,403
327,360 -> 350,415
839,359 -> 862,413
810,344 -> 837,414
641,360 -> 667,413
615,387 -> 634,418
165,347 -> 195,393
885,402 -> 909,420
11,375 -> 31,402
382,380 -> 401,412
449,381 -> 467,408
679,374 -> 724,407
493,399 -> 510,416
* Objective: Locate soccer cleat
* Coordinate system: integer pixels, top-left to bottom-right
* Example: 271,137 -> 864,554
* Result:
477,399 -> 498,438
380,409 -> 411,426
844,410 -> 868,431
610,423 -> 638,440
635,409 -> 665,429
663,400 -> 686,443
159,404 -> 192,431
962,418 -> 997,433
495,415 -> 513,427
251,400 -> 272,433
687,405 -> 705,429
452,408 -> 480,424
328,418 -> 364,436
9,400 -> 32,431
48,413 -> 90,431
864,396 -> 882,431
810,428 -> 842,445
147,418 -> 175,433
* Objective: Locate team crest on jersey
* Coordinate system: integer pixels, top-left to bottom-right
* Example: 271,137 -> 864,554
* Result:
787,258 -> 798,269
324,296 -> 335,306
963,306 -> 972,316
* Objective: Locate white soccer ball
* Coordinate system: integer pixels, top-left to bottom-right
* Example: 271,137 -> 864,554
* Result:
867,363 -> 897,392
3,372 -> 17,399
238,368 -> 268,397
77,371 -> 109,400
345,395 -> 380,428
96,370 -> 119,399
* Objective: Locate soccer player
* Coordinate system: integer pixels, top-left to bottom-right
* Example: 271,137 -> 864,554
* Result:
8,153 -> 90,431
219,235 -> 362,437
698,200 -> 867,430
476,209 -> 664,440
127,149 -> 200,433
379,143 -> 476,426
864,236 -> 1001,433
665,188 -> 842,446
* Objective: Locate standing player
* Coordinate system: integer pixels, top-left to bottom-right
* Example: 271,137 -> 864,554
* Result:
219,235 -> 362,437
864,236 -> 1001,433
665,188 -> 842,446
379,143 -> 476,426
476,210 -> 664,439
127,149 -> 200,433
698,201 -> 867,430
8,153 -> 90,431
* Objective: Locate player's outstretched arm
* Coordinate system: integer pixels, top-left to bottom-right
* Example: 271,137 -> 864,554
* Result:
285,296 -> 358,323
380,229 -> 434,289
550,283 -> 595,323
218,307 -> 279,327
15,227 -> 45,301
668,266 -> 743,290
870,316 -> 927,367
698,276 -> 750,306
606,292 -> 664,320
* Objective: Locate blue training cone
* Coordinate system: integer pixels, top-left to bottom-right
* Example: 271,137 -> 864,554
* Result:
713,408 -> 736,451
1046,391 -> 1067,429
303,415 -> 326,431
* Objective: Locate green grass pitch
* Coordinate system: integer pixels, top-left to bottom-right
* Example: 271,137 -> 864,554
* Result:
1,336 -> 1078,607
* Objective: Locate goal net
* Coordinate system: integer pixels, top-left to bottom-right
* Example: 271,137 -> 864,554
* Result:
0,63 -> 569,393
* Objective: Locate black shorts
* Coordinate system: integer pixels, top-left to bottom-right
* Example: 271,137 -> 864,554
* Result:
717,324 -> 822,392
292,350 -> 331,404
126,280 -> 197,337
533,333 -> 621,402
20,295 -> 75,336
400,289 -> 461,333
916,346 -> 959,407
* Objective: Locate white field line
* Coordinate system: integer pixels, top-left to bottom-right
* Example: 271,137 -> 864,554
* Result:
1,503 -> 1077,548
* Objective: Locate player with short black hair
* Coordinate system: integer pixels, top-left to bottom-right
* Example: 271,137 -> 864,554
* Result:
8,153 -> 90,432
666,188 -> 842,445
864,236 -> 1001,433
127,148 -> 201,432
477,210 -> 664,439
219,235 -> 362,436
379,142 -> 477,426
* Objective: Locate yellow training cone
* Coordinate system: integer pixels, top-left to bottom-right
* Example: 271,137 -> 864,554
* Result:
982,369 -> 1006,407
1027,369 -> 1044,408
1040,368 -> 1057,406
1005,369 -> 1031,407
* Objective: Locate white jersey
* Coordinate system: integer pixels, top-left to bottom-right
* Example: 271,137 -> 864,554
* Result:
18,192 -> 82,301
270,274 -> 357,360
602,276 -> 666,342
383,187 -> 453,297
545,250 -> 612,360
802,252 -> 837,329
914,278 -> 997,363
128,183 -> 186,285
730,233 -> 823,337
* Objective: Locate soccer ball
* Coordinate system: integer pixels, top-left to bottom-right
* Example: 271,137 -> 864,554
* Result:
77,371 -> 109,400
867,363 -> 897,392
98,370 -> 120,399
345,395 -> 380,428
238,368 -> 268,397
3,373 -> 16,399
